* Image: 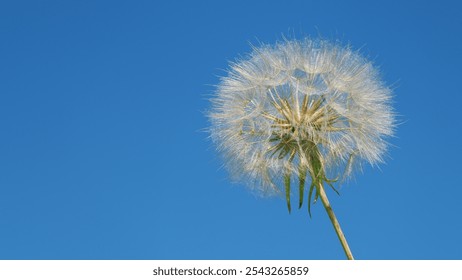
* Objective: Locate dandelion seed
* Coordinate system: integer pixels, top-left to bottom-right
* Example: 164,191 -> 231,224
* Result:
208,38 -> 395,259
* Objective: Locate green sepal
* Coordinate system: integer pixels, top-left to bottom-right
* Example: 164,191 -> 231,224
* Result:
326,180 -> 340,196
298,167 -> 307,209
307,182 -> 315,217
284,172 -> 291,213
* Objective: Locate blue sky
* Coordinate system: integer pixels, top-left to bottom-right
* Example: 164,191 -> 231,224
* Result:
1,0 -> 461,260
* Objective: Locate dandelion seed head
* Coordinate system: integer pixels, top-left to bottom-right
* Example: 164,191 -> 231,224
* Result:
209,38 -> 395,196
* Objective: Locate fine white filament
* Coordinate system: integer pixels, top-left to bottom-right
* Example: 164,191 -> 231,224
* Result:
209,38 -> 394,197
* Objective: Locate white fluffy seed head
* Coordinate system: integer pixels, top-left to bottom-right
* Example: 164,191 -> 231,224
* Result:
209,38 -> 395,195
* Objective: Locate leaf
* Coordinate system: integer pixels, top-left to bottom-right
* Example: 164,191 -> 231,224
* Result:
284,172 -> 291,213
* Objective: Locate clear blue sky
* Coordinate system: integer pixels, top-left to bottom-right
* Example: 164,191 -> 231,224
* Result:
1,0 -> 461,260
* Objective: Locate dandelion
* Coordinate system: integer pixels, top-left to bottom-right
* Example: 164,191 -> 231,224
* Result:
208,38 -> 394,260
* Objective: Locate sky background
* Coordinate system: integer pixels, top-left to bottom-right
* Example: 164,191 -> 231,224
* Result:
1,0 -> 461,260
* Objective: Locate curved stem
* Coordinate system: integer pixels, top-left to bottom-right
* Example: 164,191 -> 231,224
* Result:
318,183 -> 354,260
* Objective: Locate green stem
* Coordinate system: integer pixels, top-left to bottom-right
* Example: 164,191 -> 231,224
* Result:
317,183 -> 354,260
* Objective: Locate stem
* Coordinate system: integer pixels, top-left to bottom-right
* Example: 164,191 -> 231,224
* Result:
318,183 -> 354,260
